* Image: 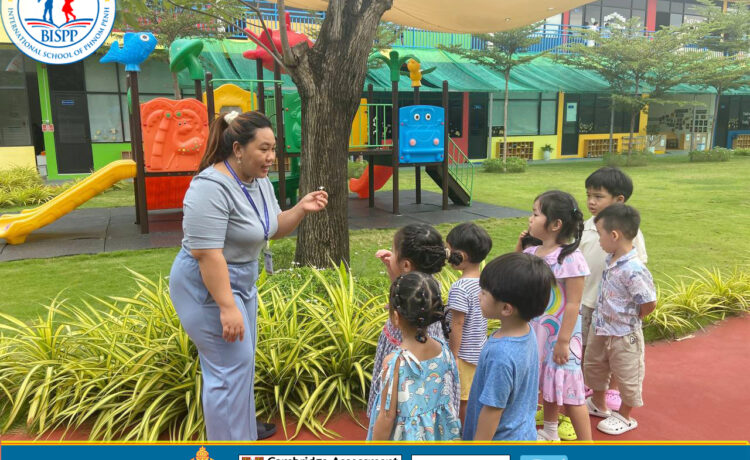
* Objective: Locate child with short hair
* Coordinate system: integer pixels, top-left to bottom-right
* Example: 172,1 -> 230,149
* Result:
584,204 -> 656,435
462,253 -> 555,441
517,190 -> 592,442
445,222 -> 493,421
581,167 -> 647,411
369,224 -> 456,415
368,272 -> 461,441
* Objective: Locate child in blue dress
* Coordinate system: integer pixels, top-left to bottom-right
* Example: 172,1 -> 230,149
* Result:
368,272 -> 462,441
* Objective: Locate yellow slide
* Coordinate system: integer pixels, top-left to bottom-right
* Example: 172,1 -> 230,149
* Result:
0,160 -> 137,245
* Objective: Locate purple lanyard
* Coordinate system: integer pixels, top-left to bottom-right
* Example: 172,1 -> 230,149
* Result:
224,160 -> 270,240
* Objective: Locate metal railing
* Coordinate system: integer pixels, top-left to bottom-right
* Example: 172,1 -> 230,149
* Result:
447,139 -> 474,204
349,103 -> 393,150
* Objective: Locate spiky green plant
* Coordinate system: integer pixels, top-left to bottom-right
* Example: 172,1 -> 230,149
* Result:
0,267 -> 389,441
644,267 -> 750,339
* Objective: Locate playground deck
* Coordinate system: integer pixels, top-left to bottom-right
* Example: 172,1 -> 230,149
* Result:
0,190 -> 527,262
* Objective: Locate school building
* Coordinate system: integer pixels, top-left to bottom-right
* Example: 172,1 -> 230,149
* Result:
1,0 -> 748,179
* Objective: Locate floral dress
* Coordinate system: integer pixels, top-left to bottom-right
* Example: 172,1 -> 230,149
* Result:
524,245 -> 590,406
367,340 -> 462,441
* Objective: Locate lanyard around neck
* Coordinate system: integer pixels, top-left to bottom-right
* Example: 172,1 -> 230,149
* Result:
223,160 -> 270,240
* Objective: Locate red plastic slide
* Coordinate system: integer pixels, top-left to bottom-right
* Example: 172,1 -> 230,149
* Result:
348,165 -> 393,199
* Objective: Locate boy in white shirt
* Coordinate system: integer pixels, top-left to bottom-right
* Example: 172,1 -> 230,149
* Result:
581,167 -> 647,411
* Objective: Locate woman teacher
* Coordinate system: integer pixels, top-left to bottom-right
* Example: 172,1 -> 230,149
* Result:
169,111 -> 328,440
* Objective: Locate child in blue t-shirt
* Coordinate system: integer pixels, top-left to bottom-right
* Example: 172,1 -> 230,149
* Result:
463,253 -> 556,441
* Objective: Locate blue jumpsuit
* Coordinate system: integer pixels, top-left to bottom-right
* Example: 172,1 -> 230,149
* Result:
169,167 -> 280,440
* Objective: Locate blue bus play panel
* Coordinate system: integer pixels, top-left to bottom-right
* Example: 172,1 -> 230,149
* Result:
399,105 -> 445,164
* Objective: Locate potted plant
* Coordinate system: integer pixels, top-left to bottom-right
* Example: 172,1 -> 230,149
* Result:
540,143 -> 553,161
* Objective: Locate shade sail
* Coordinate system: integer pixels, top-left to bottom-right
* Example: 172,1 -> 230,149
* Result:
273,0 -> 592,33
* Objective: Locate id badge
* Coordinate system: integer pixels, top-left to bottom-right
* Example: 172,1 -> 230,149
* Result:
263,244 -> 274,275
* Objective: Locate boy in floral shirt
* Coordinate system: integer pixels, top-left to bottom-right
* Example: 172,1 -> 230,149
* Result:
584,204 -> 656,435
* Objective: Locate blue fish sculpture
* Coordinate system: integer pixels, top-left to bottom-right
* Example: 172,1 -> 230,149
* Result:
100,32 -> 157,72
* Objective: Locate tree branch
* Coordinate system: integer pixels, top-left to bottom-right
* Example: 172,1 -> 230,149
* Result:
164,0 -> 287,71
276,0 -> 296,68
236,0 -> 282,57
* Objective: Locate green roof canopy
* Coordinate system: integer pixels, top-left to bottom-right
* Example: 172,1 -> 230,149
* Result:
189,39 -> 750,96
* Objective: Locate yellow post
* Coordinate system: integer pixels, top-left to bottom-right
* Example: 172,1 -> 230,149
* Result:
556,92 -> 565,158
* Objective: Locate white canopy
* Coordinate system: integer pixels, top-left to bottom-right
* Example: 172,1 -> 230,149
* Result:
276,0 -> 590,33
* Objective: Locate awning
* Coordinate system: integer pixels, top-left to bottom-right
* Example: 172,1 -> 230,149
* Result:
271,0 -> 592,34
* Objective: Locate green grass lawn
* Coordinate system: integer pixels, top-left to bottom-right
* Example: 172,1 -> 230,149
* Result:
2,154 -> 749,323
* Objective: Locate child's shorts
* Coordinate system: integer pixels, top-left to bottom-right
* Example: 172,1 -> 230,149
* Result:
583,329 -> 645,408
580,306 -> 594,346
457,358 -> 477,401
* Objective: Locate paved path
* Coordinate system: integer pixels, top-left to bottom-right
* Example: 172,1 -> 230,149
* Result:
0,190 -> 527,262
272,314 -> 750,442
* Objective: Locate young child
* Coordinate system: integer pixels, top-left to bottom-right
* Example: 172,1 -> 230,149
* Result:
445,222 -> 493,421
369,224 -> 456,415
581,167 -> 647,411
462,253 -> 556,441
368,272 -> 461,441
517,190 -> 592,442
584,204 -> 656,435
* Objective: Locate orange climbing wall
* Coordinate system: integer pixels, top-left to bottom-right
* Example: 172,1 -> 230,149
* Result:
141,98 -> 208,172
141,98 -> 208,210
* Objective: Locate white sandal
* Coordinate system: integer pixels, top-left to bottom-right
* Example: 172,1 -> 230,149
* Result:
585,396 -> 611,418
597,411 -> 638,435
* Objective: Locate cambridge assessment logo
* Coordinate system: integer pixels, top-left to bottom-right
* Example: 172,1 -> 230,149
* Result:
1,0 -> 115,64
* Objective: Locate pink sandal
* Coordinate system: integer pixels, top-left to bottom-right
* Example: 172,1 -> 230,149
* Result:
605,389 -> 622,411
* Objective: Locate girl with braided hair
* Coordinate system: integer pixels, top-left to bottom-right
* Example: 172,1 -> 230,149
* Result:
369,224 -> 457,415
518,190 -> 592,441
368,272 -> 461,441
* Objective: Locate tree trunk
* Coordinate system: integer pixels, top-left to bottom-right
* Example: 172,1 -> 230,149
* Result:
628,78 -> 640,156
171,72 -> 181,99
609,97 -> 615,153
503,69 -> 509,171
288,0 -> 392,267
709,89 -> 722,150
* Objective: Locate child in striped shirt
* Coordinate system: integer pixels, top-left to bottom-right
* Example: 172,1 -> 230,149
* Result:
445,222 -> 493,422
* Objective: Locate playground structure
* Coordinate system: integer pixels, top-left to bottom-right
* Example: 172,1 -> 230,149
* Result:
1,21 -> 475,243
348,51 -> 473,213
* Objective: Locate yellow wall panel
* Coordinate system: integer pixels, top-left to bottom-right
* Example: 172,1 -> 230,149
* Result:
0,146 -> 36,170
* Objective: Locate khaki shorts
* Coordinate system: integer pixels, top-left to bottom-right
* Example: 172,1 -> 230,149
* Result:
457,358 -> 477,401
581,306 -> 594,346
584,329 -> 645,408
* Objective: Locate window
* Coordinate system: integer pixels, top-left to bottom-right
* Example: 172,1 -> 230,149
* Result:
576,93 -> 637,134
88,94 -> 124,142
0,50 -> 31,146
492,92 -> 557,136
84,56 -> 192,143
581,0 -> 703,28
84,58 -> 118,92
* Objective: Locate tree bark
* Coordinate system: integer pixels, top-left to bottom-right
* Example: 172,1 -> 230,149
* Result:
503,68 -> 509,171
710,89 -> 722,149
287,0 -> 392,267
171,72 -> 181,99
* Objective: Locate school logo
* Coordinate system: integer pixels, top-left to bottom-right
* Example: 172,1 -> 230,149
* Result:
1,0 -> 115,64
